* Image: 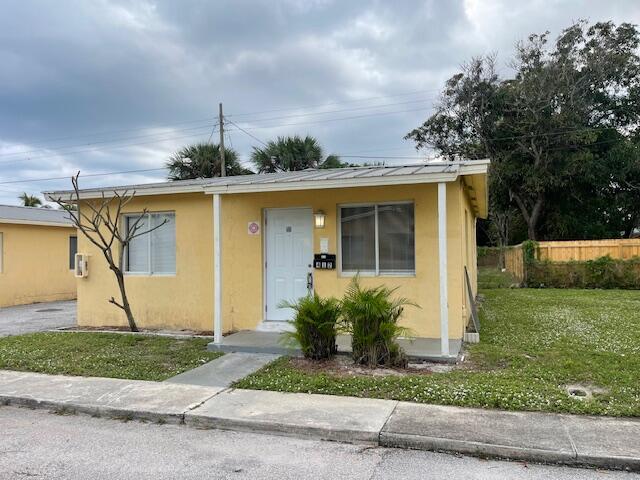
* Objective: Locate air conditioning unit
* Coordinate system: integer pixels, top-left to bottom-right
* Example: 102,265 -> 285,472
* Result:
74,253 -> 89,278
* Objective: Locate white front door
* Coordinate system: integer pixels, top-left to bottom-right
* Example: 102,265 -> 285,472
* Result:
265,208 -> 313,321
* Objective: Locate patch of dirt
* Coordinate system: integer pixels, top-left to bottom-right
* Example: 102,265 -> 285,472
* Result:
288,355 -> 460,378
62,326 -> 213,337
563,383 -> 609,400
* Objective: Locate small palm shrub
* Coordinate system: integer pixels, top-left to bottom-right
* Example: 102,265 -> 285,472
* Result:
281,293 -> 340,360
340,277 -> 415,368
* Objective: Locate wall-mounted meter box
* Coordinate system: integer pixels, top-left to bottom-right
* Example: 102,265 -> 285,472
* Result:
314,253 -> 336,270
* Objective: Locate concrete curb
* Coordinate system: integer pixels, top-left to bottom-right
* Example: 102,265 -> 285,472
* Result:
1,370 -> 639,472
2,393 -> 638,472
0,395 -> 185,424
185,414 -> 380,444
379,431 -> 577,466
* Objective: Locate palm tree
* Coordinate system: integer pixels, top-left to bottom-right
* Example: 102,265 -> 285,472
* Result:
251,135 -> 346,173
19,193 -> 42,207
166,143 -> 253,180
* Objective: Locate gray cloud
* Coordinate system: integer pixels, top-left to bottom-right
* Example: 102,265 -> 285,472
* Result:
0,0 -> 638,204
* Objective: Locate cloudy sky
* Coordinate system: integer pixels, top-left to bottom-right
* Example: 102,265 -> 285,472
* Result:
1,0 -> 639,205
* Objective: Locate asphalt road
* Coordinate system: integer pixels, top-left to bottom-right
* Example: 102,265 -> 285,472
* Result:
0,300 -> 76,336
1,406 -> 637,480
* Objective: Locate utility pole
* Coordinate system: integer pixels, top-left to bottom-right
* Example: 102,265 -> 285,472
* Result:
219,102 -> 226,177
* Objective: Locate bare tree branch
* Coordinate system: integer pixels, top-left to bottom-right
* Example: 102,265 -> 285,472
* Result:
51,172 -> 163,332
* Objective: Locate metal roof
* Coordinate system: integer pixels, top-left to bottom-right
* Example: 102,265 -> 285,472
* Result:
44,161 -> 489,200
0,204 -> 74,227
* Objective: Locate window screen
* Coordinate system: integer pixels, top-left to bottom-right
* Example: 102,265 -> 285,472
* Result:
378,203 -> 414,273
124,213 -> 175,274
340,206 -> 376,272
340,203 -> 415,275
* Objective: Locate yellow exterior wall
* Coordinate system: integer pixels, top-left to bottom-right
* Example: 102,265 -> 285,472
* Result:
76,179 -> 481,339
221,182 -> 466,339
0,222 -> 77,307
76,193 -> 213,331
459,180 -> 478,330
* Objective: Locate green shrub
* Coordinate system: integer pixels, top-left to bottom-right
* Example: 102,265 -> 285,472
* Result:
525,255 -> 640,289
340,277 -> 415,368
281,293 -> 340,360
585,255 -> 617,288
522,240 -> 538,265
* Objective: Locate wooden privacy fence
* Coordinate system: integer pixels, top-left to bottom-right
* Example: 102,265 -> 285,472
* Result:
503,239 -> 640,285
504,246 -> 524,282
537,239 -> 640,262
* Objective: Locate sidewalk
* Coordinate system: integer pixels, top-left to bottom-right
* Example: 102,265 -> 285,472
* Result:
1,370 -> 639,471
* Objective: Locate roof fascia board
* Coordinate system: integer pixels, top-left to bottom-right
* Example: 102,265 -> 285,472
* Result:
44,184 -> 204,201
0,219 -> 74,228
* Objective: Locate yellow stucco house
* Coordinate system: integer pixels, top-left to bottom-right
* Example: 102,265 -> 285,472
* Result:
0,205 -> 77,307
46,162 -> 488,359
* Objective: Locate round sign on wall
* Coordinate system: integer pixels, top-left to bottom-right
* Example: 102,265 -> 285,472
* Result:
247,221 -> 260,235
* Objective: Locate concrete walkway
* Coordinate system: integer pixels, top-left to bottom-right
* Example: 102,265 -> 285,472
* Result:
1,369 -> 639,471
165,353 -> 279,387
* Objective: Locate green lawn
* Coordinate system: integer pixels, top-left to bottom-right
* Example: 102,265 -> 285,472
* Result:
235,288 -> 640,416
478,266 -> 516,289
0,332 -> 221,381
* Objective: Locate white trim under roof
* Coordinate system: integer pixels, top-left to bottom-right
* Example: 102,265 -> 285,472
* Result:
44,161 -> 489,201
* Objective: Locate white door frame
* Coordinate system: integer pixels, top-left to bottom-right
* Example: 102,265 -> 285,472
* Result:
262,206 -> 313,323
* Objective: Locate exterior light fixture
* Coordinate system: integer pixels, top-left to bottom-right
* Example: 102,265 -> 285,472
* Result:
314,210 -> 326,229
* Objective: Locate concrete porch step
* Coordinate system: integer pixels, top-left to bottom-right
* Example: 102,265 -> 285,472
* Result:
207,331 -> 461,363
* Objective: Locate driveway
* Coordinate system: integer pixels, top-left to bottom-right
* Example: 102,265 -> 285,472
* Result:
0,300 -> 76,337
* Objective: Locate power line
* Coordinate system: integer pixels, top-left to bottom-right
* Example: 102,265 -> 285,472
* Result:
0,123 -> 217,160
225,88 -> 441,118
1,98 -> 434,161
224,97 -> 436,124
1,106 -> 432,165
339,154 -> 428,160
224,118 -> 268,147
4,88 -> 439,151
224,106 -> 433,132
0,130 -> 215,166
207,123 -> 219,144
6,116 -> 217,151
0,168 -> 168,186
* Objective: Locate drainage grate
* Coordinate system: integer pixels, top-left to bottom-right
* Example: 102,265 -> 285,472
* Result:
35,308 -> 63,313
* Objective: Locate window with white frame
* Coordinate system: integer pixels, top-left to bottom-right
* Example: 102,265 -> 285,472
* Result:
124,212 -> 176,275
340,202 -> 415,275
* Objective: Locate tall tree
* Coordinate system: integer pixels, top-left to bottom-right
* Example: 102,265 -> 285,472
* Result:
167,143 -> 252,180
251,135 -> 344,172
407,21 -> 640,241
19,193 -> 42,207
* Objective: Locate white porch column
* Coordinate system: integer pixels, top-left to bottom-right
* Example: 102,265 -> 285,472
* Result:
213,193 -> 222,344
438,182 -> 449,357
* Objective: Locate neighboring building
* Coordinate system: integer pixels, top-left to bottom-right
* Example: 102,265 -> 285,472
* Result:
0,205 -> 77,307
45,162 -> 488,359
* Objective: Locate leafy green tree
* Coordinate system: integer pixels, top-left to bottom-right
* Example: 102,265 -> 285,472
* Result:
251,135 -> 344,172
19,193 -> 42,207
319,154 -> 352,169
167,143 -> 253,180
407,21 -> 640,241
